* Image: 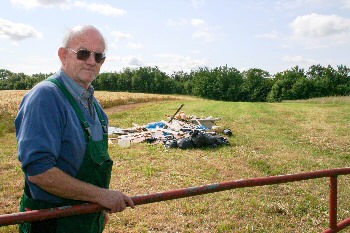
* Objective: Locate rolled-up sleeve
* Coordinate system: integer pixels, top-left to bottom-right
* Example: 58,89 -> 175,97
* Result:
16,83 -> 64,176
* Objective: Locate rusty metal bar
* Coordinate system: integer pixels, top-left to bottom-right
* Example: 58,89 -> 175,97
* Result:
323,216 -> 350,233
131,168 -> 350,205
1,168 -> 350,229
0,203 -> 104,227
336,217 -> 350,231
329,176 -> 338,231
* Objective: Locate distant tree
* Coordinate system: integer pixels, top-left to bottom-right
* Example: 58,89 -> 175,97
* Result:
267,66 -> 307,101
94,73 -> 111,90
0,69 -> 13,80
241,68 -> 271,102
131,67 -> 151,93
333,65 -> 350,95
0,69 -> 14,89
28,73 -> 51,88
152,66 -> 168,94
204,67 -> 224,100
306,64 -> 332,98
118,68 -> 133,91
225,66 -> 243,101
170,71 -> 191,95
210,66 -> 243,101
191,67 -> 211,98
2,64 -> 349,101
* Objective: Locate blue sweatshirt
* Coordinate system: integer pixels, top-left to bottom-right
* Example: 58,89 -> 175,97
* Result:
15,70 -> 108,203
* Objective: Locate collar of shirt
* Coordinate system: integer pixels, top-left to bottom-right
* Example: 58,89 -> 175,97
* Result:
58,70 -> 95,118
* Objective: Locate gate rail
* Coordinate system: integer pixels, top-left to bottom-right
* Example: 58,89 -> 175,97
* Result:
1,168 -> 350,232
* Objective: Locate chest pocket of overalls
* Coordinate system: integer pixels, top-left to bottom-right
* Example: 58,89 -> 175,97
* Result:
77,133 -> 113,190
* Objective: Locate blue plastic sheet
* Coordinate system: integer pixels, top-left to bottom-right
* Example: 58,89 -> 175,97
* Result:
146,122 -> 166,129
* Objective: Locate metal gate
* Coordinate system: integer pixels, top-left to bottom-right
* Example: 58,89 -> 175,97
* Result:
1,168 -> 350,232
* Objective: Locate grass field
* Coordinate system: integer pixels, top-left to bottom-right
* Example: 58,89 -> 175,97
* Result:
0,90 -> 350,232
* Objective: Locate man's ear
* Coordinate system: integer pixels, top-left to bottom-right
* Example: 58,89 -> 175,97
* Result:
58,47 -> 67,65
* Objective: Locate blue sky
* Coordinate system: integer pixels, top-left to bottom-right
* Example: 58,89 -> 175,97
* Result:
1,0 -> 349,76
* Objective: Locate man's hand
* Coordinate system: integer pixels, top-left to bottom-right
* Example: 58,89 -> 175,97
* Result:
96,189 -> 135,213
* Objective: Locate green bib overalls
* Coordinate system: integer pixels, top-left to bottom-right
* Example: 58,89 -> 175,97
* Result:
19,78 -> 113,233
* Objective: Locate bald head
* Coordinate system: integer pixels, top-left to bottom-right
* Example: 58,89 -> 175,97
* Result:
62,25 -> 107,51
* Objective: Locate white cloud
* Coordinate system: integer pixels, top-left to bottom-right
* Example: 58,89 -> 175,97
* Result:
155,53 -> 211,74
283,55 -> 304,63
191,19 -> 215,42
111,31 -> 134,41
192,29 -> 214,42
101,55 -> 144,72
287,13 -> 350,49
10,0 -> 69,8
3,54 -> 58,74
128,57 -> 144,67
283,55 -> 317,64
167,18 -> 215,42
102,55 -> 122,61
276,0 -> 331,10
166,19 -> 189,27
290,13 -> 350,37
256,30 -> 282,39
127,43 -> 144,50
191,19 -> 205,27
105,53 -> 207,74
10,0 -> 127,16
191,0 -> 205,8
37,0 -> 68,5
0,18 -> 43,41
342,0 -> 350,8
73,1 -> 126,16
109,31 -> 142,50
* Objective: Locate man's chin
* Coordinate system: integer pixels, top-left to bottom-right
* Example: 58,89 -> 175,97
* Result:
80,72 -> 96,82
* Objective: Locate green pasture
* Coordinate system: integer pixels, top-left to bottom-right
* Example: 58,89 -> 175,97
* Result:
1,96 -> 350,232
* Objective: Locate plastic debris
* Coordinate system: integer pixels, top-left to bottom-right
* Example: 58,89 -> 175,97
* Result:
108,109 -> 231,149
223,129 -> 233,137
177,138 -> 193,149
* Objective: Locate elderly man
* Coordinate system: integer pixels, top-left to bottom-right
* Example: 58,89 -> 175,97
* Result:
15,25 -> 134,233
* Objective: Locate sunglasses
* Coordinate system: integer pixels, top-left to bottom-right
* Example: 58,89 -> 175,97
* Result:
67,48 -> 106,64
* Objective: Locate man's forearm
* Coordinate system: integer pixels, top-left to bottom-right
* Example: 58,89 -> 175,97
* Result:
28,167 -> 102,203
28,167 -> 135,212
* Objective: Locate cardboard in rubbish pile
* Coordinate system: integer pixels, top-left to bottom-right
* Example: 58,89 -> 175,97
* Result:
108,112 -> 222,147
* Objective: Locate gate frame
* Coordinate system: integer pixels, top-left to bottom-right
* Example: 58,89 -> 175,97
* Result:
1,168 -> 350,232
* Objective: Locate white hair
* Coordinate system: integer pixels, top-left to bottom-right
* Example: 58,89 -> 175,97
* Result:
62,25 -> 107,51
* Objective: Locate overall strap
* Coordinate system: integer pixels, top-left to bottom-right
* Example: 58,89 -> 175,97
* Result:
46,78 -> 92,138
94,101 -> 108,134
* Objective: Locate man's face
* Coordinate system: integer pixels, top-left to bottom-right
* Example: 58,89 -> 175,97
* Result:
61,29 -> 105,89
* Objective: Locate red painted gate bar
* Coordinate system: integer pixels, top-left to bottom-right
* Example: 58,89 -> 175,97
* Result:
329,176 -> 338,231
1,168 -> 350,232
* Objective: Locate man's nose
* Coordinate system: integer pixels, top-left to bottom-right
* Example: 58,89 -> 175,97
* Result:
86,53 -> 96,65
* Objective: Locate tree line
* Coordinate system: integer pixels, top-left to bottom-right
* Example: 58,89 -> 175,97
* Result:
1,64 -> 349,102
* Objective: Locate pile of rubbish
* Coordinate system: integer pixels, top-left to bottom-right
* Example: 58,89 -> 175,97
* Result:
108,105 -> 232,149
